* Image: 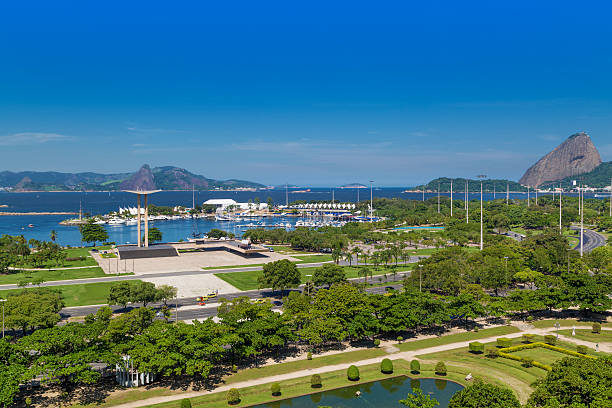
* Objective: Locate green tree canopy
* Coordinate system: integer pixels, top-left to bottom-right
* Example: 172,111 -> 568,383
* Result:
258,259 -> 301,292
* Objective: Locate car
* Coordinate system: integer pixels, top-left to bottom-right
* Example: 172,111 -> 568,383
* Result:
268,247 -> 274,252
385,286 -> 395,291
205,291 -> 217,298
252,298 -> 267,304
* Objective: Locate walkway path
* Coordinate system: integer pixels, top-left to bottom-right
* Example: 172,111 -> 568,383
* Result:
108,325 -> 611,408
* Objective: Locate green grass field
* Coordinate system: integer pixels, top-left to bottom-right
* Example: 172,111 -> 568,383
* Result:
0,267 -> 108,285
531,319 -> 608,329
16,246 -> 110,269
0,280 -> 141,307
557,329 -> 612,343
215,265 -> 412,291
396,326 -> 520,352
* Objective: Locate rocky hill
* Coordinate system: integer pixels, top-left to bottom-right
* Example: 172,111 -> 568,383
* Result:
519,132 -> 602,187
539,161 -> 612,189
0,165 -> 265,191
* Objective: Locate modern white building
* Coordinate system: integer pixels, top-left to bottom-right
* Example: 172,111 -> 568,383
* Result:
203,199 -> 268,211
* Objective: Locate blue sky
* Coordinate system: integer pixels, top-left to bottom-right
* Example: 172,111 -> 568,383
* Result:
1,1 -> 611,186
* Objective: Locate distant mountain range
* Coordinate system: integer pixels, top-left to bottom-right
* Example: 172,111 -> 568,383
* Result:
0,164 -> 266,191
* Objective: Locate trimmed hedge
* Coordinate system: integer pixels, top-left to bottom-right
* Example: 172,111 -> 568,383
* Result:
522,333 -> 536,343
410,359 -> 420,373
521,357 -> 534,367
486,347 -> 499,358
307,352 -> 312,360
181,399 -> 192,408
380,358 -> 393,374
469,342 -> 484,354
544,335 -> 556,345
497,337 -> 512,348
271,382 -> 281,396
577,345 -> 588,354
347,365 -> 360,381
592,322 -> 601,334
311,374 -> 322,388
497,342 -> 595,372
373,339 -> 381,347
435,361 -> 447,376
227,388 -> 240,405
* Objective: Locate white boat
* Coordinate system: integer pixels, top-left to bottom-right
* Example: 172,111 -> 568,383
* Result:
216,215 -> 233,221
107,218 -> 126,225
125,219 -> 138,225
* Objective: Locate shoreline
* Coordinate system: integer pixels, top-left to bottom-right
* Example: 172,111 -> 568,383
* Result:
0,211 -> 79,216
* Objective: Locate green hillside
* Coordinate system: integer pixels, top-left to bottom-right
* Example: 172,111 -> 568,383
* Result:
413,177 -> 527,192
539,161 -> 612,189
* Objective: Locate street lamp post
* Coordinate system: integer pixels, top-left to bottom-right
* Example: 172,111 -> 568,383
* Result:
369,180 -> 374,222
554,322 -> 561,339
0,298 -> 6,338
418,264 -> 423,292
477,175 -> 487,251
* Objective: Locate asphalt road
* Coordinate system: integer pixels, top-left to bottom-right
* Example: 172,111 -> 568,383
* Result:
570,226 -> 607,253
59,272 -> 411,321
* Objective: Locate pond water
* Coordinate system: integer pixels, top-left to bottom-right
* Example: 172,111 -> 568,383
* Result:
251,376 -> 463,408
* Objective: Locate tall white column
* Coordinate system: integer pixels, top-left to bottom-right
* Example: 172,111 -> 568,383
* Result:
137,194 -> 142,247
144,194 -> 149,247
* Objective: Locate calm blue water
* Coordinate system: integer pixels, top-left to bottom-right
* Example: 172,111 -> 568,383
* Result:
0,189 -> 591,246
251,376 -> 463,408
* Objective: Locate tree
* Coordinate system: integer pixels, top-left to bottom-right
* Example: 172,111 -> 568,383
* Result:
347,365 -> 359,380
107,281 -> 132,308
258,259 -> 301,292
50,230 -> 57,242
312,263 -> 346,287
131,281 -> 159,306
147,227 -> 163,243
527,356 -> 612,408
79,220 -> 108,247
156,284 -> 177,306
227,388 -> 240,405
400,388 -> 439,408
4,289 -> 64,333
449,381 -> 520,408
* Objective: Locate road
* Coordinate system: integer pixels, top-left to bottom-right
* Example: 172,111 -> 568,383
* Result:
570,226 -> 607,253
59,273 -> 410,321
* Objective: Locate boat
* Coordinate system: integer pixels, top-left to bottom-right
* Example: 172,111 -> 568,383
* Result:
28,224 -> 34,228
215,215 -> 233,221
594,194 -> 611,198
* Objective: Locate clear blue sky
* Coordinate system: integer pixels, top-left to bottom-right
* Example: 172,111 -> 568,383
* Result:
1,1 -> 611,186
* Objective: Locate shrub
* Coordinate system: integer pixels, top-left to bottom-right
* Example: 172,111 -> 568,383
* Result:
497,337 -> 512,348
526,315 -> 534,322
577,345 -> 588,354
373,339 -> 381,347
380,358 -> 393,374
181,399 -> 192,408
25,397 -> 32,407
227,388 -> 240,405
410,359 -> 420,373
270,382 -> 281,396
592,322 -> 601,334
522,333 -> 536,343
544,335 -> 556,346
311,374 -> 322,388
397,336 -> 404,343
435,361 -> 447,376
486,347 -> 499,358
521,357 -> 534,368
473,326 -> 479,332
307,352 -> 312,360
469,342 -> 484,354
347,365 -> 360,381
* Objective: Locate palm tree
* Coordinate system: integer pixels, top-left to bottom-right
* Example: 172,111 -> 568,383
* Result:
351,247 -> 361,266
50,230 -> 57,242
331,248 -> 342,264
343,251 -> 353,267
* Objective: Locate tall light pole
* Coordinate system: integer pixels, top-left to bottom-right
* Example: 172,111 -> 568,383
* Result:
465,180 -> 469,223
506,182 -> 509,205
580,183 -> 584,258
527,186 -> 530,207
477,175 -> 487,251
369,180 -> 374,222
559,184 -> 562,233
0,298 -> 6,338
437,183 -> 440,213
418,264 -> 423,292
450,179 -> 453,217
609,177 -> 612,217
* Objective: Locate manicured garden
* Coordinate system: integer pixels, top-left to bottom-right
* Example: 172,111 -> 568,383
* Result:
0,266 -> 107,285
557,328 -> 612,343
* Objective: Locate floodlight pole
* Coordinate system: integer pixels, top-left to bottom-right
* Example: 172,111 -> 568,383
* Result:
580,184 -> 584,258
0,299 -> 6,338
437,183 -> 440,213
465,180 -> 469,223
450,179 -> 453,217
369,181 -> 374,222
480,180 -> 484,251
559,184 -> 562,233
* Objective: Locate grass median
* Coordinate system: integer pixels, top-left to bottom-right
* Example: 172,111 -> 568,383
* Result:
0,280 -> 142,307
0,267 -> 108,285
215,265 -> 412,291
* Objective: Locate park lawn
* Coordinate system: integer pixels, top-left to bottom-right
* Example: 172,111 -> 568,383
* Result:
0,280 -> 141,307
0,267 -> 107,285
513,347 -> 572,366
531,319 -> 608,329
396,326 -> 520,352
268,245 -> 312,255
557,329 -> 612,343
216,265 -> 412,291
292,254 -> 333,263
17,246 -> 110,269
202,257 -> 331,271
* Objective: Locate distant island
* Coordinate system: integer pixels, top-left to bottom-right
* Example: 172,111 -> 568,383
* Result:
0,164 -> 266,192
340,183 -> 367,189
409,177 -> 528,193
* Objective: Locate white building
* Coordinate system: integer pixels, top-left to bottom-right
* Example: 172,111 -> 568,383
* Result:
203,199 -> 268,211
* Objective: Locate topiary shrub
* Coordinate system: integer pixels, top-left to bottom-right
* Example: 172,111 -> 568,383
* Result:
231,364 -> 237,373
522,333 -> 536,343
497,337 -> 512,348
592,322 -> 601,334
373,339 -> 381,347
347,365 -> 360,381
526,315 -> 534,322
544,335 -> 557,346
380,358 -> 393,374
270,382 -> 281,396
397,336 -> 403,343
181,399 -> 192,408
311,374 -> 322,388
435,361 -> 447,376
469,342 -> 484,354
486,347 -> 499,358
521,357 -> 534,368
227,388 -> 240,405
307,352 -> 312,360
25,397 -> 32,407
410,359 -> 420,374
577,345 -> 588,354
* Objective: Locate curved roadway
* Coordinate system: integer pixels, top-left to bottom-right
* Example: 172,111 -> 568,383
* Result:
570,226 -> 607,253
